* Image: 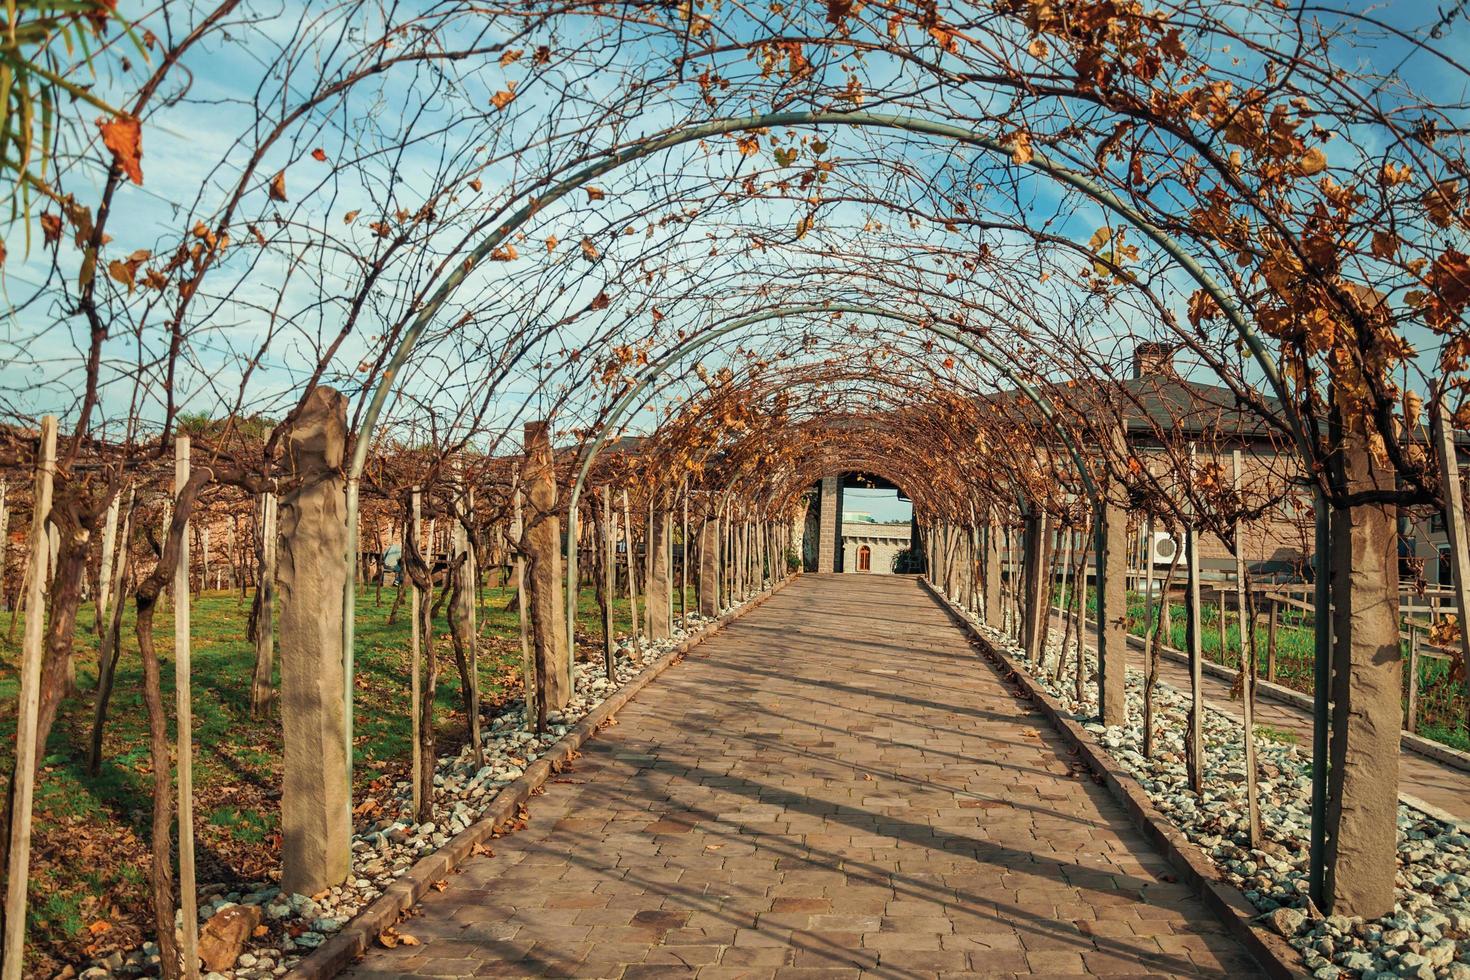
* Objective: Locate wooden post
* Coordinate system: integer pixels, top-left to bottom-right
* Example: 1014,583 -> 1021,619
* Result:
1185,446 -> 1205,796
1406,624 -> 1420,734
0,479 -> 9,613
174,436 -> 200,980
250,493 -> 277,716
601,487 -> 617,676
1074,517 -> 1092,704
88,490 -> 134,774
1430,385 -> 1470,737
621,490 -> 642,658
1217,587 -> 1227,663
511,477 -> 535,732
96,491 -> 121,634
454,468 -> 482,766
1052,525 -> 1075,676
680,487 -> 689,628
1233,450 -> 1261,846
1267,599 -> 1279,683
1022,511 -> 1049,663
408,491 -> 423,811
200,527 -> 210,596
2,417 -> 56,980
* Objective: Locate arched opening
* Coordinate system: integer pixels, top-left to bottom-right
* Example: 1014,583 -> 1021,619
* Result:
799,472 -> 919,574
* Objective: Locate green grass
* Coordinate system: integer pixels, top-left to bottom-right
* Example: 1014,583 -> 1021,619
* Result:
1254,725 -> 1299,745
1052,582 -> 1469,752
0,578 -> 695,971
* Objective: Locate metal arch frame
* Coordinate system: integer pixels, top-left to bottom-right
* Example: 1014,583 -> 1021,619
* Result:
338,109 -> 1330,900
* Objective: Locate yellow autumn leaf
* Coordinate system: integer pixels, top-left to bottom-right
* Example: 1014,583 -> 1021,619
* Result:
1294,146 -> 1327,177
1007,129 -> 1033,166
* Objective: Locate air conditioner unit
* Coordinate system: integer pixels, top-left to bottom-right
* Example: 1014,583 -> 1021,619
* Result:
1149,529 -> 1181,567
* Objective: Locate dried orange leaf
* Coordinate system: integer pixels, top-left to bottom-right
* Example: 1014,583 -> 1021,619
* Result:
98,115 -> 144,184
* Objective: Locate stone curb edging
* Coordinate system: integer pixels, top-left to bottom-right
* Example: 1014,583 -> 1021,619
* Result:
1050,604 -> 1470,776
928,583 -> 1307,980
286,575 -> 796,980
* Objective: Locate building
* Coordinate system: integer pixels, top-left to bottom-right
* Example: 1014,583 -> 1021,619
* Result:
841,518 -> 913,574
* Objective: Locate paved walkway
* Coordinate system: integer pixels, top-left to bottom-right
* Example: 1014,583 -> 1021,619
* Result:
346,575 -> 1261,979
1047,609 -> 1470,822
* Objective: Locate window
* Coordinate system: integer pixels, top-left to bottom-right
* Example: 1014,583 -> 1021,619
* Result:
858,545 -> 871,572
1441,547 -> 1454,587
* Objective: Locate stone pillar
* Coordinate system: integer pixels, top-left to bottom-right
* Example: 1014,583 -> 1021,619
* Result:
817,476 -> 841,573
524,422 -> 571,710
1324,379 -> 1401,919
698,514 -> 720,616
1096,497 -> 1129,727
277,386 -> 350,895
647,507 -> 672,641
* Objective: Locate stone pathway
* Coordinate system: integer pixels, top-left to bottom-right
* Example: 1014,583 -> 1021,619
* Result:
345,575 -> 1262,979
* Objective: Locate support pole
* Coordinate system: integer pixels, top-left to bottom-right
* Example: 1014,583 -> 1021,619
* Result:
1233,450 -> 1261,846
1185,446 -> 1205,795
1323,371 -> 1401,919
410,488 -> 423,814
278,388 -> 351,895
512,476 -> 536,731
621,489 -> 642,658
1096,493 -> 1128,727
601,487 -> 617,675
174,436 -> 200,980
97,491 -> 120,634
2,417 -> 56,980
1430,384 -> 1470,736
250,493 -> 278,717
680,486 -> 689,628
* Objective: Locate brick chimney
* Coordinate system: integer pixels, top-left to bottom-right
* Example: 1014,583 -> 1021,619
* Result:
1132,342 -> 1176,379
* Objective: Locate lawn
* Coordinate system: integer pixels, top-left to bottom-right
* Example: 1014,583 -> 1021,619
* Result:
0,577 -> 694,972
1052,583 -> 1470,753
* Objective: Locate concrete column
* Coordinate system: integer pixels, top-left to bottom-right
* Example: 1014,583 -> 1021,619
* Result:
984,521 -> 1003,625
277,386 -> 350,895
1324,378 -> 1401,919
1096,497 -> 1129,727
524,422 -> 571,710
698,514 -> 720,616
647,507 -> 672,640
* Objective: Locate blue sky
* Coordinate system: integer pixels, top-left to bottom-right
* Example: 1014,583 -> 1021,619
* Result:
2,0 -> 1467,452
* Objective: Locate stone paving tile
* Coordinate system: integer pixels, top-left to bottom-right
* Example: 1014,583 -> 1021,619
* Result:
344,575 -> 1264,979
